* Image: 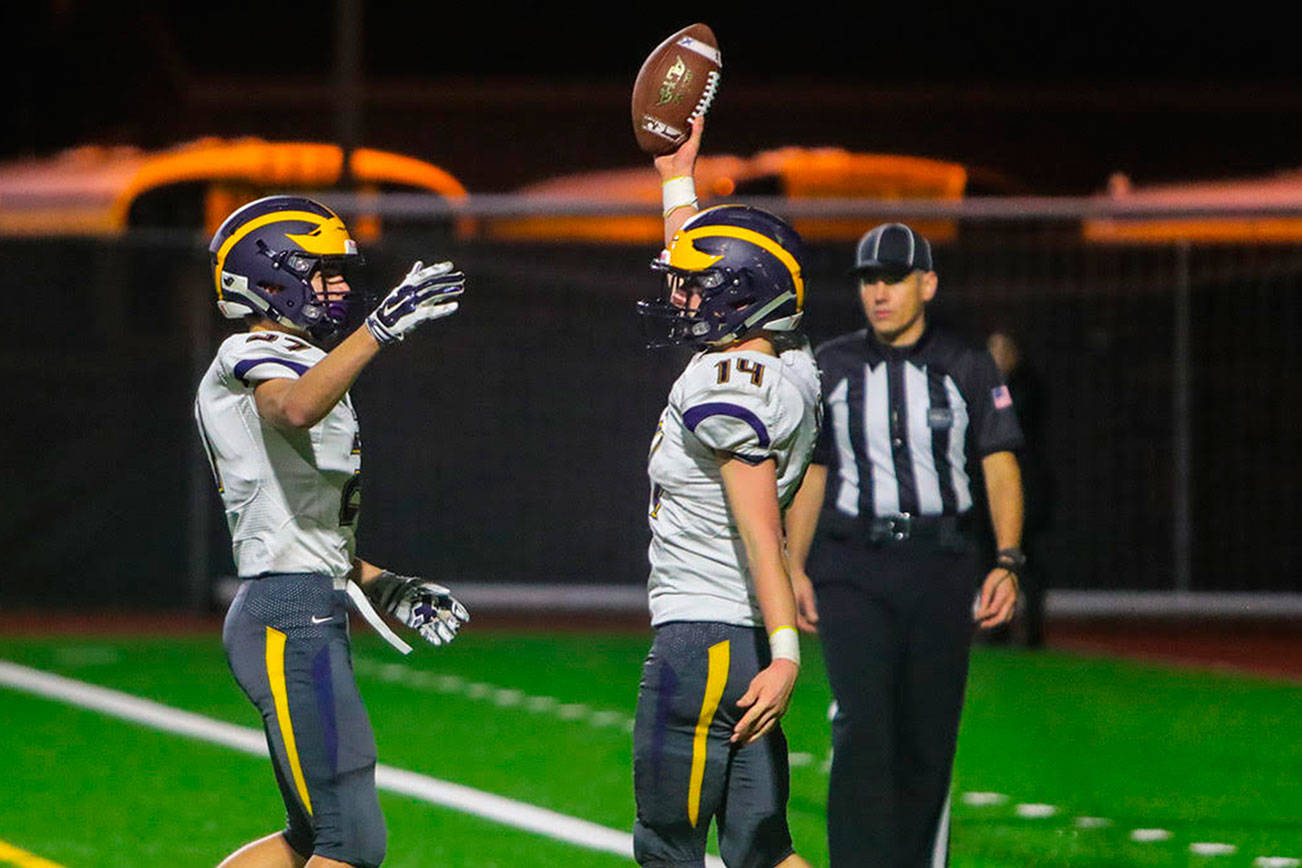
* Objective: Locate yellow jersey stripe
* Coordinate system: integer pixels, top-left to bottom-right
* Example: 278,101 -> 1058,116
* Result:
687,639 -> 730,828
0,839 -> 67,868
265,626 -> 313,816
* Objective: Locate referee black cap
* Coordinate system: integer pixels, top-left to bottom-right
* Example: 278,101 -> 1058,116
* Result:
852,222 -> 934,280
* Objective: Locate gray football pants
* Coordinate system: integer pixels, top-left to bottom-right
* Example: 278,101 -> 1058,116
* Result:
223,573 -> 386,867
633,621 -> 796,868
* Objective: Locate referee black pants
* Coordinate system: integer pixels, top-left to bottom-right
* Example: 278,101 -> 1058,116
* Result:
809,534 -> 979,867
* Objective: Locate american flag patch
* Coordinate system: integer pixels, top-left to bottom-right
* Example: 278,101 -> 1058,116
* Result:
992,385 -> 1013,409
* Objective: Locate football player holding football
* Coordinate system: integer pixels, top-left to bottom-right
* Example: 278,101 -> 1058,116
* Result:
632,117 -> 817,868
195,195 -> 470,868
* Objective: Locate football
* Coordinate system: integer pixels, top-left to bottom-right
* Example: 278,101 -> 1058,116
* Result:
631,23 -> 722,155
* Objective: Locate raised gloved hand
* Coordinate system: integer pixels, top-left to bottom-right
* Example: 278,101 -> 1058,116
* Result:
365,260 -> 465,345
365,571 -> 470,647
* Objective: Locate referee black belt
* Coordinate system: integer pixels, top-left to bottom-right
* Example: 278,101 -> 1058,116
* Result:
867,512 -> 973,545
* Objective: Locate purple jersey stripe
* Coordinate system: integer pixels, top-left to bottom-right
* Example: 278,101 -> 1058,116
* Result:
682,401 -> 771,449
233,356 -> 310,386
311,644 -> 339,775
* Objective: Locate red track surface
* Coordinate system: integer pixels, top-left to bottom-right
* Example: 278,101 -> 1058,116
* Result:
1046,617 -> 1302,682
0,611 -> 225,636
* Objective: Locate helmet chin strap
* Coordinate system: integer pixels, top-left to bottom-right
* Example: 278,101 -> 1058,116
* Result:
763,311 -> 803,332
707,293 -> 801,346
739,291 -> 798,329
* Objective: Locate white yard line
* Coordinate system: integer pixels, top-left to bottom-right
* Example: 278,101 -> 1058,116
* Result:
0,660 -> 724,867
11,656 -> 1299,867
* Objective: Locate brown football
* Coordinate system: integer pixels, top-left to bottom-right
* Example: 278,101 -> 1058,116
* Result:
631,23 -> 722,155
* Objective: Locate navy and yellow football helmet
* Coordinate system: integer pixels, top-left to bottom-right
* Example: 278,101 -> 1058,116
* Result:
209,195 -> 364,339
638,205 -> 805,348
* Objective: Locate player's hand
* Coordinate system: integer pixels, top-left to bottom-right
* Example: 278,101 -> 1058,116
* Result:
732,658 -> 798,745
791,570 -> 820,634
975,567 -> 1019,629
365,260 -> 465,345
367,572 -> 470,646
654,115 -> 704,181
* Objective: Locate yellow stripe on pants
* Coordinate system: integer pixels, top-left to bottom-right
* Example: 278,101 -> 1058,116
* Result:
0,839 -> 67,868
687,639 -> 730,828
265,626 -> 313,816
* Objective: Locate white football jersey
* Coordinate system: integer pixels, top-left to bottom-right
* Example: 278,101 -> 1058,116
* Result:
646,340 -> 821,627
194,331 -> 361,579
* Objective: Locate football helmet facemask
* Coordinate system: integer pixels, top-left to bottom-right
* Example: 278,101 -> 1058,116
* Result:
638,205 -> 805,348
209,195 -> 365,340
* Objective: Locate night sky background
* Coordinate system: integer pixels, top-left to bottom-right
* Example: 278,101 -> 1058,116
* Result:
3,2 -> 1300,603
6,1 -> 1301,193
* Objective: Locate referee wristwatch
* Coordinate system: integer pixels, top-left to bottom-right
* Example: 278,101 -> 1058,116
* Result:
995,547 -> 1027,576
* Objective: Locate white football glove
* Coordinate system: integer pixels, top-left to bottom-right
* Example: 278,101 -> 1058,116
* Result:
365,260 -> 465,345
366,571 -> 470,647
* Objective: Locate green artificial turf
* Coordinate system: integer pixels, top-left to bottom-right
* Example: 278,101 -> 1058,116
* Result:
1,631 -> 1299,866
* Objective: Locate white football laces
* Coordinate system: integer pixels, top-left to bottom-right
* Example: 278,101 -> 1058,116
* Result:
690,70 -> 721,121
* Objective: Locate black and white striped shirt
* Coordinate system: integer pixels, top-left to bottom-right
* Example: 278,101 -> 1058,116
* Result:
811,326 -> 1023,520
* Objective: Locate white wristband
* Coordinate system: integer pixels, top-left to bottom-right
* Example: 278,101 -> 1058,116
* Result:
769,625 -> 801,667
662,175 -> 698,217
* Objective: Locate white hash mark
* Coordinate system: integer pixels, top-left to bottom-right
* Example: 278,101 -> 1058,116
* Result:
557,703 -> 589,720
1131,828 -> 1173,842
524,696 -> 558,713
1075,817 -> 1112,829
1190,843 -> 1236,856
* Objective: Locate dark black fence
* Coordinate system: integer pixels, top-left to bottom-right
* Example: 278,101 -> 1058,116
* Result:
2,227 -> 1298,608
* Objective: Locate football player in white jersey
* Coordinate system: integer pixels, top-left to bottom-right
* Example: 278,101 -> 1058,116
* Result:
632,117 -> 818,868
195,195 -> 470,868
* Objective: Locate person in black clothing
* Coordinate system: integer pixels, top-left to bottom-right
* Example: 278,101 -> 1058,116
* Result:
982,331 -> 1050,648
785,223 -> 1025,866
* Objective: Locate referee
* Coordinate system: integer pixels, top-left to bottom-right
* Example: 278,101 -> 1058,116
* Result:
786,222 -> 1025,866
